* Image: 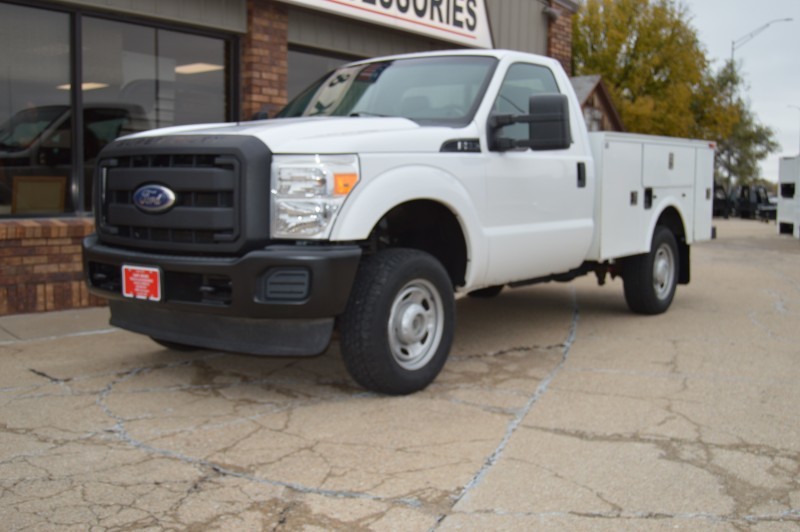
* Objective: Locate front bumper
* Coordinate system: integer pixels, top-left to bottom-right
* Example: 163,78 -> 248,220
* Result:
83,235 -> 362,355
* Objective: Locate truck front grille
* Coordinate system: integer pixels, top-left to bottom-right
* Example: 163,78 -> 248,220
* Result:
95,134 -> 272,255
100,153 -> 240,251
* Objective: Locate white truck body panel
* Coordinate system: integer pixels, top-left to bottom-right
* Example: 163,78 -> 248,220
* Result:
778,156 -> 800,238
586,132 -> 715,261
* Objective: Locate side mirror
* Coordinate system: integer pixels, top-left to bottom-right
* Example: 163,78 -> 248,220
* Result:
489,93 -> 571,151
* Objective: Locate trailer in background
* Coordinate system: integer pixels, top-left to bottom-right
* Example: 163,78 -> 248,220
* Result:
777,156 -> 800,239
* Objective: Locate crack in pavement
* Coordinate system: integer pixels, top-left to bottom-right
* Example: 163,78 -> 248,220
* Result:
0,328 -> 118,347
93,361 -> 428,512
434,288 -> 580,529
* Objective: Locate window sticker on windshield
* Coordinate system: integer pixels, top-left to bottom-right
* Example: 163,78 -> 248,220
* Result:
357,62 -> 390,83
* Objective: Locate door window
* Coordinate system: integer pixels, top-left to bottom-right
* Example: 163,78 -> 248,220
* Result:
493,63 -> 559,144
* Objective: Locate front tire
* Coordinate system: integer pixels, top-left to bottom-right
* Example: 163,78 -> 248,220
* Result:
623,226 -> 678,315
340,249 -> 455,395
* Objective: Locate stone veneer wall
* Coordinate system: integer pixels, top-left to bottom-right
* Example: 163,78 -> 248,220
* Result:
0,218 -> 104,316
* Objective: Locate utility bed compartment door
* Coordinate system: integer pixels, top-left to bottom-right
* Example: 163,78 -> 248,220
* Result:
591,136 -> 648,260
693,146 -> 715,241
642,144 -> 695,188
588,132 -> 716,261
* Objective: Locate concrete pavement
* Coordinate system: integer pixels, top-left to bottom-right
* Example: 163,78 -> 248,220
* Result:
1,218 -> 799,530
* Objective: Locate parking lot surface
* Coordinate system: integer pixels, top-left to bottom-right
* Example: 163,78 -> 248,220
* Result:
1,218 -> 799,530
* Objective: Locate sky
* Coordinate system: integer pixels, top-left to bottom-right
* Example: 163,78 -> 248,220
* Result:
681,0 -> 800,182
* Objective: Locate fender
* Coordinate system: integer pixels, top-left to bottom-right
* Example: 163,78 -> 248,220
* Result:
330,164 -> 489,288
645,196 -> 689,250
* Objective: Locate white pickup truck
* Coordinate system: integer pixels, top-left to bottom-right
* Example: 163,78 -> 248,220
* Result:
84,49 -> 715,394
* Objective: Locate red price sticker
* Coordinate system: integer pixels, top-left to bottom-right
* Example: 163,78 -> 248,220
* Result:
122,265 -> 162,301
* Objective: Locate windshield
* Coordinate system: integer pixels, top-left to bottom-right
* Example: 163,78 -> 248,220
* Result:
0,106 -> 66,151
277,56 -> 498,125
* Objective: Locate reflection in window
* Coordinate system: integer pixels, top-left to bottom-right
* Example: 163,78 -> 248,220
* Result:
82,18 -> 228,130
0,6 -> 231,218
0,4 -> 70,215
279,56 -> 497,126
80,18 -> 229,210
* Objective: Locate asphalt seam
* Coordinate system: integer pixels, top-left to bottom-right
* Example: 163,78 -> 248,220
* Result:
0,327 -> 119,346
436,287 -> 580,528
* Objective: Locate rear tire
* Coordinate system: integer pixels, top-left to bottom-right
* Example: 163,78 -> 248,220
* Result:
623,226 -> 678,315
340,249 -> 454,395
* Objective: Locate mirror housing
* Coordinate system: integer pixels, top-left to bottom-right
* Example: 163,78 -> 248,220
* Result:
489,93 -> 571,152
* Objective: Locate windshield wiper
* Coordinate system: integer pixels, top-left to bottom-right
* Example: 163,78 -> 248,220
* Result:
349,111 -> 392,117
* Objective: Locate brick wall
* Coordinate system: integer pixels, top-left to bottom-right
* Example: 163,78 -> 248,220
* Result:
547,1 -> 573,75
0,218 -> 105,316
241,0 -> 289,119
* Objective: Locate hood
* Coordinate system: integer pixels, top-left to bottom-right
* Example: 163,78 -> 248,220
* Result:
126,116 -> 476,154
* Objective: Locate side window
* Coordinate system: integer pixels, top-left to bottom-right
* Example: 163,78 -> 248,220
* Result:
493,63 -> 559,143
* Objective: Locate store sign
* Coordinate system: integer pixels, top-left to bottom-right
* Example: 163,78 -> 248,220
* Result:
279,0 -> 493,48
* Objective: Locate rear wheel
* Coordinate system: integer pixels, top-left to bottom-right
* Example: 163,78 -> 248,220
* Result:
340,248 -> 454,395
623,226 -> 678,315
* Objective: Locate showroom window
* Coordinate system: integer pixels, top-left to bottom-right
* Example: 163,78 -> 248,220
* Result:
287,48 -> 356,101
0,3 -> 71,216
0,1 -> 236,218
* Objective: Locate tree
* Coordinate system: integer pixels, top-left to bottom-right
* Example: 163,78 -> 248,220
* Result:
713,61 -> 779,186
572,0 -> 777,185
573,0 -> 712,137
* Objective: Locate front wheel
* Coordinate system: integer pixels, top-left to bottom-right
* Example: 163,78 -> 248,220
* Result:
339,249 -> 455,395
623,226 -> 678,315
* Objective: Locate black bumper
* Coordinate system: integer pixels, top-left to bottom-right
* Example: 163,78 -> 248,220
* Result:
83,235 -> 362,355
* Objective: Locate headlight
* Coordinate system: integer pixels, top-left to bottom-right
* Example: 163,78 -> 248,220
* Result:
271,154 -> 359,239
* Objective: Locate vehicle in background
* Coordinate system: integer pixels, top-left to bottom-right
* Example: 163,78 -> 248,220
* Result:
778,156 -> 800,237
0,104 -> 149,214
728,184 -> 774,220
713,182 -> 730,218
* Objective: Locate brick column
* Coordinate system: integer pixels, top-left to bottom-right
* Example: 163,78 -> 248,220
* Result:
0,218 -> 105,316
547,1 -> 574,75
241,0 -> 289,120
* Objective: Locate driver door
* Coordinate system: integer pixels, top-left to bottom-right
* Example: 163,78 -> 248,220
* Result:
484,62 -> 594,284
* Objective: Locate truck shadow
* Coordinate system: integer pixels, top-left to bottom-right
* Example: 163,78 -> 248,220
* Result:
142,283 -> 631,395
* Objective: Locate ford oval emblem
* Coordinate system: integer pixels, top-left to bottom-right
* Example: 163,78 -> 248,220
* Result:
133,184 -> 176,213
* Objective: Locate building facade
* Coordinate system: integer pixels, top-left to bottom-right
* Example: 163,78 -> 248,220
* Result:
0,0 -> 576,315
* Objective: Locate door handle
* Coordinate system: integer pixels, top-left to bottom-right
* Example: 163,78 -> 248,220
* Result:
577,162 -> 586,188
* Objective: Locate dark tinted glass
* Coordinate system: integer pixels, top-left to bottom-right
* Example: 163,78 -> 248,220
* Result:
0,4 -> 71,215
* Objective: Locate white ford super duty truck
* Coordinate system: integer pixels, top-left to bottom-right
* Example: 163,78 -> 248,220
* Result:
84,49 -> 715,394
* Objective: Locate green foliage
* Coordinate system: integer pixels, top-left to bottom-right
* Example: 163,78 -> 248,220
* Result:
712,61 -> 779,186
573,0 -> 777,183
